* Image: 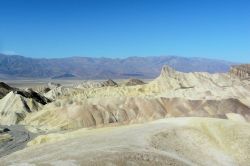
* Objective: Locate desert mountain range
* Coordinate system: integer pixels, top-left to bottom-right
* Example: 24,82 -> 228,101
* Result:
0,53 -> 234,79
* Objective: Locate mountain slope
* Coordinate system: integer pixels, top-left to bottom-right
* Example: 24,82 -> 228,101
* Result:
0,54 -> 234,79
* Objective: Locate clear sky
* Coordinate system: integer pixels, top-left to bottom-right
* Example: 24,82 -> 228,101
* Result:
0,0 -> 249,62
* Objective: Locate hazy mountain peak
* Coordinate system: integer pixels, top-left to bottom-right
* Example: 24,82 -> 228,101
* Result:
0,54 -> 235,79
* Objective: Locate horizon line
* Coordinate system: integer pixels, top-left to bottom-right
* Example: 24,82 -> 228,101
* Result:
0,53 -> 240,63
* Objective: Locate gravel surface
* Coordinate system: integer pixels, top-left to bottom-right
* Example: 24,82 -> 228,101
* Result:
0,125 -> 36,157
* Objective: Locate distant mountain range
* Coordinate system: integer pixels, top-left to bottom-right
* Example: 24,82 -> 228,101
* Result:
0,53 -> 236,79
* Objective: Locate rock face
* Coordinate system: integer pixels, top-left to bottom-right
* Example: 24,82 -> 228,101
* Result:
147,65 -> 250,101
229,64 -> 250,79
0,89 -> 51,125
125,79 -> 145,86
0,82 -> 16,99
155,65 -> 234,90
101,79 -> 118,87
0,82 -> 52,125
44,86 -> 77,100
159,65 -> 178,78
15,89 -> 52,105
0,92 -> 43,125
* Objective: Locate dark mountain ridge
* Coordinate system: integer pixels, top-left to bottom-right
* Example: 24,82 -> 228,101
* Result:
0,53 -> 235,79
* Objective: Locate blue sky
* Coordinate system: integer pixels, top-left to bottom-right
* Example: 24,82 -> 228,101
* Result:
0,0 -> 249,62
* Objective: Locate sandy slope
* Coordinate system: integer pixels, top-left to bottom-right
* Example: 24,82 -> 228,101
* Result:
0,92 -> 44,125
22,97 -> 250,130
1,117 -> 250,166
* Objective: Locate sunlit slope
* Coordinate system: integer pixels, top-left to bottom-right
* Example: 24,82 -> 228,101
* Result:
2,117 -> 250,166
23,97 -> 250,130
0,92 -> 44,125
0,88 -> 51,125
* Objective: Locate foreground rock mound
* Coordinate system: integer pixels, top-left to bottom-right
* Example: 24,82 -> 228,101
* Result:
1,118 -> 250,166
0,89 -> 51,125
